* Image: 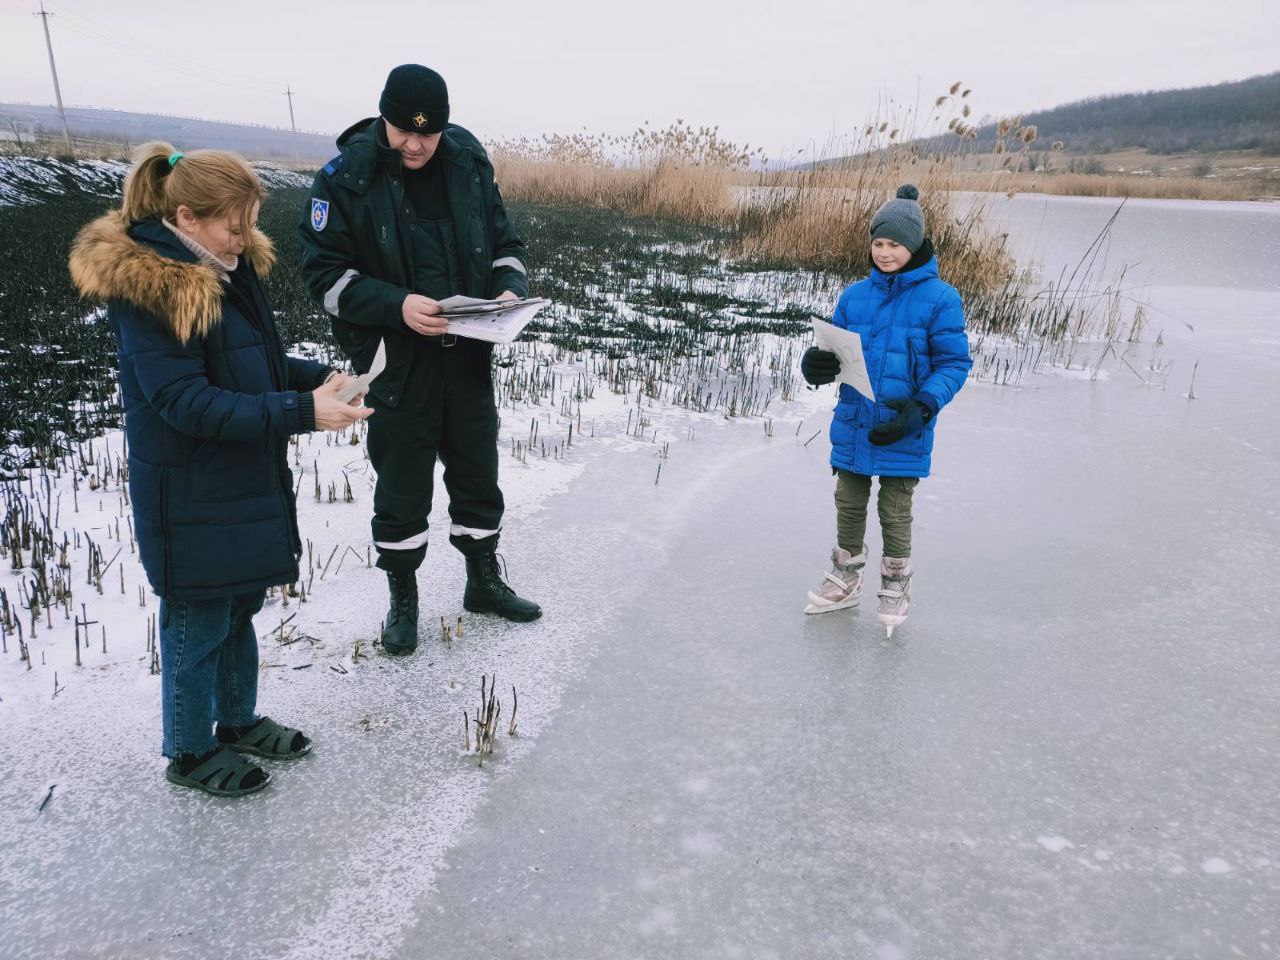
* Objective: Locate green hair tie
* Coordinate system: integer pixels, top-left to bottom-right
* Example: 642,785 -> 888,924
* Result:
167,151 -> 184,168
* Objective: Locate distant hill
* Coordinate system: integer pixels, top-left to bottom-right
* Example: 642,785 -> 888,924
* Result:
812,72 -> 1280,167
964,72 -> 1280,155
0,103 -> 337,164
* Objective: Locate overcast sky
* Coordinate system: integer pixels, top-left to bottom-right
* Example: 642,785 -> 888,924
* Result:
1,0 -> 1276,159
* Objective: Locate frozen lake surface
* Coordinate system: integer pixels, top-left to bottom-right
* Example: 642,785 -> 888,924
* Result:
1,196 -> 1278,959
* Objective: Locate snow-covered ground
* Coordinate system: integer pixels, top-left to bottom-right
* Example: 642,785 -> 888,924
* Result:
1,197 -> 1278,959
0,155 -> 308,206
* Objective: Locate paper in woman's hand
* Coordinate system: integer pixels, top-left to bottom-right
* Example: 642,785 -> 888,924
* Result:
335,338 -> 386,403
810,319 -> 876,401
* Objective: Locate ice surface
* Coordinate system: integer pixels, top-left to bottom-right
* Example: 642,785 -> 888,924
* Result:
395,198 -> 1280,959
2,196 -> 1279,959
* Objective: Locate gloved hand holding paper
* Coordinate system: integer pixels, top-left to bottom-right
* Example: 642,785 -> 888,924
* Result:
335,338 -> 386,403
810,319 -> 876,402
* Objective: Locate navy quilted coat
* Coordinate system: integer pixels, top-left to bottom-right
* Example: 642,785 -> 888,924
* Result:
69,215 -> 332,599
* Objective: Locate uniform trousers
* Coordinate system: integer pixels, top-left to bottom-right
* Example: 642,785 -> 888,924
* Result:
366,336 -> 503,571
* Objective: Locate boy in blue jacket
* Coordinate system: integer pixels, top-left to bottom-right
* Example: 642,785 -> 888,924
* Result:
800,185 -> 972,636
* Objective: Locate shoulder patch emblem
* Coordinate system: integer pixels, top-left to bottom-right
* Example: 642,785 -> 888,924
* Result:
310,198 -> 329,232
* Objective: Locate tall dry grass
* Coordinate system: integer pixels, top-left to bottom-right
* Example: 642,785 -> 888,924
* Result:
492,86 -> 1032,303
732,158 -> 1016,296
492,121 -> 756,223
732,93 -> 1055,296
493,87 -> 1155,369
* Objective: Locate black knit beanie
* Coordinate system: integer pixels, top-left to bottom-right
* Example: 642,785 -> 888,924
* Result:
380,64 -> 450,135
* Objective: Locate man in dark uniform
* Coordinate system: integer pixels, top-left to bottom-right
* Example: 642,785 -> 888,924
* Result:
298,64 -> 540,654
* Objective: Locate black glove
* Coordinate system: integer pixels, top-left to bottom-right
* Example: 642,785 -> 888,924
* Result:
800,347 -> 840,386
868,397 -> 932,446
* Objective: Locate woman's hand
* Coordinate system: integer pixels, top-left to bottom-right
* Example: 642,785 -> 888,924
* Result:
402,294 -> 447,335
311,378 -> 373,431
324,371 -> 367,405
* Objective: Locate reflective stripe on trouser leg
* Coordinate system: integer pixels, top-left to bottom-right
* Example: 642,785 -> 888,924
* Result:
449,524 -> 500,539
448,524 -> 501,558
877,476 -> 919,559
375,529 -> 430,550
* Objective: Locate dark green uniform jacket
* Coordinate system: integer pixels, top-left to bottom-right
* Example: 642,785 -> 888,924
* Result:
298,118 -> 529,407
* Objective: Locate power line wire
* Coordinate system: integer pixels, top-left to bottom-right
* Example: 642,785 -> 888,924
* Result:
51,21 -> 281,95
44,4 -> 286,96
47,0 -> 286,88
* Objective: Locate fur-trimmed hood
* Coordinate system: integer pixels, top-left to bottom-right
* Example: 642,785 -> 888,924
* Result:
69,211 -> 275,344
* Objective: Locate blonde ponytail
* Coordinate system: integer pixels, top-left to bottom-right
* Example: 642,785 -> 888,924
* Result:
119,140 -> 266,240
120,141 -> 175,224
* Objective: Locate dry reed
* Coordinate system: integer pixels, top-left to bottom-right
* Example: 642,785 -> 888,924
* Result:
492,90 -> 1031,304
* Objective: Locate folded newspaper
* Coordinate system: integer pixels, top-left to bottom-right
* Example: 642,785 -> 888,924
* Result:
437,296 -> 552,345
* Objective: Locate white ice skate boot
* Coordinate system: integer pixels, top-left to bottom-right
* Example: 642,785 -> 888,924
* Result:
804,545 -> 867,614
876,557 -> 913,637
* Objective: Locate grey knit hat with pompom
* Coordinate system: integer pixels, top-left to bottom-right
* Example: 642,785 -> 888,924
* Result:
870,184 -> 925,253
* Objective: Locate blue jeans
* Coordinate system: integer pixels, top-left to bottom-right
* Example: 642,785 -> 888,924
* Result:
160,590 -> 265,758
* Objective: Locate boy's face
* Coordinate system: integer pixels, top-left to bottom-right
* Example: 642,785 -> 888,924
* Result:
872,237 -> 912,273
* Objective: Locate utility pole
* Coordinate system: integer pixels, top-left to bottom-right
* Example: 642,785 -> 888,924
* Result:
35,2 -> 73,155
284,85 -> 300,166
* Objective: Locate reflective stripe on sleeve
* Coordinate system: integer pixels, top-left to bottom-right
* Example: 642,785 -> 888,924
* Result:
491,257 -> 526,275
323,269 -> 359,317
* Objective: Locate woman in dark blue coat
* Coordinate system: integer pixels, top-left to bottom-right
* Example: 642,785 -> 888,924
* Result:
70,142 -> 372,796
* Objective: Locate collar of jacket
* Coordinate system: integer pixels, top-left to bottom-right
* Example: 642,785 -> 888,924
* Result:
162,217 -> 236,278
332,117 -> 477,194
869,238 -> 938,290
68,212 -> 275,345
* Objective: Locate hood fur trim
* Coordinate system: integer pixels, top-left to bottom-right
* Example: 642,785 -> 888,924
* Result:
68,211 -> 276,344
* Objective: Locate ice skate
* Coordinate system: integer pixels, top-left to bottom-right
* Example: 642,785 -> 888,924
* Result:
876,557 -> 913,637
804,545 -> 867,614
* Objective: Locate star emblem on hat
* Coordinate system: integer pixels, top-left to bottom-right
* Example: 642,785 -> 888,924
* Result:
412,112 -> 428,128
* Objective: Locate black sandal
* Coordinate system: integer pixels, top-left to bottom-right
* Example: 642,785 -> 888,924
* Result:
165,746 -> 271,797
218,716 -> 312,761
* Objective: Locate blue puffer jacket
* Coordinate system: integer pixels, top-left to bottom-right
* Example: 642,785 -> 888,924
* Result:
69,214 -> 333,599
828,250 -> 972,477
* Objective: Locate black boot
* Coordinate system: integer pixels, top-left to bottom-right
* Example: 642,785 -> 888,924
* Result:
382,571 -> 419,655
464,552 -> 542,622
